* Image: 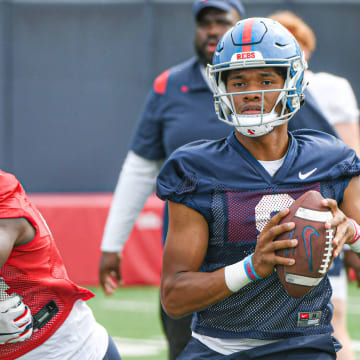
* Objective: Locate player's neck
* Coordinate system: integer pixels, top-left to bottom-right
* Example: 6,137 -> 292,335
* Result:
235,125 -> 289,161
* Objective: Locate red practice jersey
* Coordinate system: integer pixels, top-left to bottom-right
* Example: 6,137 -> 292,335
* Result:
0,170 -> 94,359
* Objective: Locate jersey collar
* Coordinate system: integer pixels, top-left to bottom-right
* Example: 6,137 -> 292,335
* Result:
227,131 -> 298,184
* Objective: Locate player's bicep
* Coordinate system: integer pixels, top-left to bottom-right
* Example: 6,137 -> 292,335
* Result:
340,175 -> 360,223
162,201 -> 209,277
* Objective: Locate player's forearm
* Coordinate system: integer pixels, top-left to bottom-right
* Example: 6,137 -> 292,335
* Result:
161,268 -> 232,318
101,151 -> 163,252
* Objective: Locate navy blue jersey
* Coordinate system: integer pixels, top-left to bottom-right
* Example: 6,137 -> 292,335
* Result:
157,130 -> 360,340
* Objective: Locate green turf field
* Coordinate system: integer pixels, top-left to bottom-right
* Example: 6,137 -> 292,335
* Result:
88,286 -> 167,360
87,283 -> 360,360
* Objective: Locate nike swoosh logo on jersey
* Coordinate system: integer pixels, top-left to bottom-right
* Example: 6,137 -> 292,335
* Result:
298,168 -> 317,180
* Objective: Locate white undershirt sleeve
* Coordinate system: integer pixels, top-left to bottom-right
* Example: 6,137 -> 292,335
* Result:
101,151 -> 164,252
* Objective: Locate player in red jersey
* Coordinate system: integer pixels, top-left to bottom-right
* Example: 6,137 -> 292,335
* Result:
0,170 -> 121,359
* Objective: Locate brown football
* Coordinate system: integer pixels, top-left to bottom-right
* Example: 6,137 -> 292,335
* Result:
275,190 -> 335,298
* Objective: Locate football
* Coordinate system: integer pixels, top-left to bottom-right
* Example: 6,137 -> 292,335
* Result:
275,190 -> 335,298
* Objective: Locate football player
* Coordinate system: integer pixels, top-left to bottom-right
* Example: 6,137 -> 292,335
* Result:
0,171 -> 121,359
99,1 -> 334,359
157,18 -> 360,359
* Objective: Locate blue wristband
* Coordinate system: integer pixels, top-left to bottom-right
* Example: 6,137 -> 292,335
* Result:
243,254 -> 263,281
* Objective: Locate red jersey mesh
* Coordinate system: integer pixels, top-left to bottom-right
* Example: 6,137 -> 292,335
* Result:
0,171 -> 94,359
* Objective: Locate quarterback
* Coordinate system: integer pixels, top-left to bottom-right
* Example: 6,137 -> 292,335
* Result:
157,18 -> 360,359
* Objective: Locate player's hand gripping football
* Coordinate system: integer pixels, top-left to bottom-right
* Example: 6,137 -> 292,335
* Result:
99,251 -> 122,295
322,198 -> 355,258
0,294 -> 33,344
252,208 -> 297,279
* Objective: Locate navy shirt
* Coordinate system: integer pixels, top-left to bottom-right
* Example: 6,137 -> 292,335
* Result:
130,57 -> 231,160
157,130 -> 360,339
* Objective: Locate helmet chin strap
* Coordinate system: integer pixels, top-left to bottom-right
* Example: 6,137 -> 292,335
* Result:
231,111 -> 279,137
236,124 -> 274,137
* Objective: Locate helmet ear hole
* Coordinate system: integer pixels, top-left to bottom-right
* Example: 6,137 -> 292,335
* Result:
299,93 -> 305,107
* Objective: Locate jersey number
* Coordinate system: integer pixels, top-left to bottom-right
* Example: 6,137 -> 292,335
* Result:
254,194 -> 294,233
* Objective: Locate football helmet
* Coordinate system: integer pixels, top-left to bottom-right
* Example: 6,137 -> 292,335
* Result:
207,17 -> 307,137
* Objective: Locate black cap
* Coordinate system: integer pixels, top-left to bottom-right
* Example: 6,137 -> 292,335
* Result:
193,0 -> 245,20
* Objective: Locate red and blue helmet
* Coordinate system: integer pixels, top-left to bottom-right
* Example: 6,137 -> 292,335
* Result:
207,17 -> 307,137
